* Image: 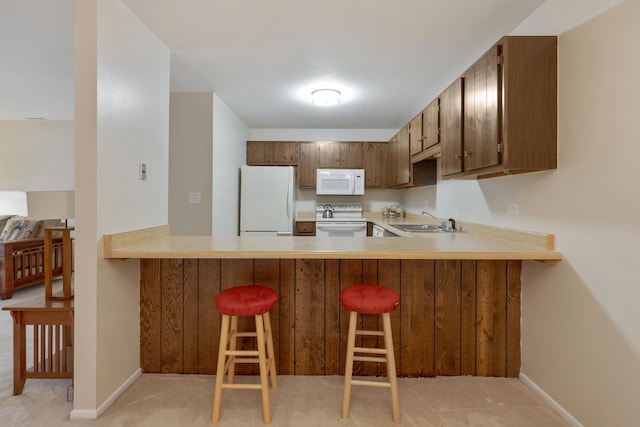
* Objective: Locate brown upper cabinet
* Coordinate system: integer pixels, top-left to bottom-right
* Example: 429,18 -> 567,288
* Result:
246,141 -> 298,165
387,124 -> 411,187
363,142 -> 387,188
440,79 -> 464,175
462,44 -> 500,172
409,112 -> 423,156
410,98 -> 440,158
422,98 -> 440,151
298,141 -> 319,188
247,141 -> 388,189
318,141 -> 363,169
441,36 -> 558,179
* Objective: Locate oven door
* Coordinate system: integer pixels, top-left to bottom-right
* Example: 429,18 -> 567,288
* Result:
316,221 -> 367,237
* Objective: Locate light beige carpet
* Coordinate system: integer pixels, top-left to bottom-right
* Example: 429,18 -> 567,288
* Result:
1,284 -> 570,427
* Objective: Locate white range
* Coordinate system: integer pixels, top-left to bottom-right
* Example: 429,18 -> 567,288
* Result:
315,202 -> 367,237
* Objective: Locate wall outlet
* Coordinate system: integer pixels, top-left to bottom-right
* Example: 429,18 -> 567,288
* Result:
139,163 -> 147,181
507,203 -> 519,214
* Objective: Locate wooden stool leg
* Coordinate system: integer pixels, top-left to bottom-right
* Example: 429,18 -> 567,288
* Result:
255,314 -> 272,424
342,311 -> 358,419
212,314 -> 230,424
263,311 -> 278,389
382,312 -> 400,423
228,316 -> 238,383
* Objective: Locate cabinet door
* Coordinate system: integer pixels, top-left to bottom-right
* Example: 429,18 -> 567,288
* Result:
386,134 -> 397,187
341,143 -> 363,168
298,142 -> 318,188
409,113 -> 423,156
423,98 -> 439,149
246,141 -> 269,165
463,46 -> 500,171
440,79 -> 463,176
363,142 -> 387,188
396,124 -> 411,186
318,142 -> 362,168
295,221 -> 316,236
246,141 -> 298,165
275,141 -> 299,164
318,141 -> 339,168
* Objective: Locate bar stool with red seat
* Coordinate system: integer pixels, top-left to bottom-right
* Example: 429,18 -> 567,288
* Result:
212,285 -> 278,424
340,283 -> 400,423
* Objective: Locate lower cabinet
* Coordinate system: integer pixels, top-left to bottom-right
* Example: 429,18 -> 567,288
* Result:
295,221 -> 316,236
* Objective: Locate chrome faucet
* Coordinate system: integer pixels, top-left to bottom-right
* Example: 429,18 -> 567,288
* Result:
421,211 -> 457,231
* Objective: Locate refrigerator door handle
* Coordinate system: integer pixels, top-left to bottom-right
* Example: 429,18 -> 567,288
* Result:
286,182 -> 291,220
276,231 -> 293,236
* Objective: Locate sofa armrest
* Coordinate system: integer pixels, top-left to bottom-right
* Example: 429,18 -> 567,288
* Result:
1,237 -> 63,252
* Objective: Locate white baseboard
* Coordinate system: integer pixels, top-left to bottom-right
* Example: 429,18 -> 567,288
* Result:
69,368 -> 142,420
520,372 -> 583,427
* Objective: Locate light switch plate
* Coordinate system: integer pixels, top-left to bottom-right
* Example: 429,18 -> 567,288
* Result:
188,192 -> 201,204
507,203 -> 519,214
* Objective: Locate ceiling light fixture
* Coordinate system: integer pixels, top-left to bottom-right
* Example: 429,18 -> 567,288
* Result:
311,89 -> 341,106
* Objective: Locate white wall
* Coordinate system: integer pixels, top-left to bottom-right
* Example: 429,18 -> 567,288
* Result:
403,1 -> 640,425
169,92 -> 213,235
0,120 -> 74,190
212,93 -> 249,236
73,0 -> 169,417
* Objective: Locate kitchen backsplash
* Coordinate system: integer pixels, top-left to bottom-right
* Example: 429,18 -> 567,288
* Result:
296,188 -> 402,214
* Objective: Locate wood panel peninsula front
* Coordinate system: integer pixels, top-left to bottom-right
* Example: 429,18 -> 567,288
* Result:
103,222 -> 561,378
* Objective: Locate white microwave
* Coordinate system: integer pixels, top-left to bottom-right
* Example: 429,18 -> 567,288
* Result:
316,169 -> 365,196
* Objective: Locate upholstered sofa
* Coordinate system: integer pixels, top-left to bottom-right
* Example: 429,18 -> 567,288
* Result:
0,215 -> 65,300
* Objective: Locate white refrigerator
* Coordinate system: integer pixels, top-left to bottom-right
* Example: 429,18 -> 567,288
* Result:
240,165 -> 295,236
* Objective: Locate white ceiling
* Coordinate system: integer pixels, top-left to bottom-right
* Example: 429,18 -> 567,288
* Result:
0,0 -> 626,129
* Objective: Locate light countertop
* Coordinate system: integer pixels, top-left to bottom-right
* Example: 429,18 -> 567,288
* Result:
103,219 -> 562,262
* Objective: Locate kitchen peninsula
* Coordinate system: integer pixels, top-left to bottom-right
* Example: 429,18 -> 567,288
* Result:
103,222 -> 561,379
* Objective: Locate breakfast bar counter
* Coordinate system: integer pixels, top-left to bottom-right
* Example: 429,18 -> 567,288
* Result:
104,221 -> 561,262
103,224 -> 561,379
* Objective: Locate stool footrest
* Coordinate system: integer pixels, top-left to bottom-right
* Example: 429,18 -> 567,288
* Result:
231,357 -> 260,364
356,330 -> 384,336
221,383 -> 263,390
354,346 -> 387,355
351,379 -> 392,388
236,332 -> 257,338
354,355 -> 388,363
226,350 -> 259,357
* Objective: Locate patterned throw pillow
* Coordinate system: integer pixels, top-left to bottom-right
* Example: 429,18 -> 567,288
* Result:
0,217 -> 43,242
0,215 -> 16,233
17,219 -> 43,240
0,217 -> 24,242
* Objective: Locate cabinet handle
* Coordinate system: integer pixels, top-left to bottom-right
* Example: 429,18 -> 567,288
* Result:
454,154 -> 460,160
464,151 -> 471,157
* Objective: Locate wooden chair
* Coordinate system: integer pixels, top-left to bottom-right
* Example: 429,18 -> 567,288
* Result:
3,297 -> 74,395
